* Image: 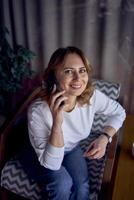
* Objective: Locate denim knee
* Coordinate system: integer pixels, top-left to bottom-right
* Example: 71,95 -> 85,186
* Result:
73,180 -> 90,200
56,174 -> 73,196
45,168 -> 73,200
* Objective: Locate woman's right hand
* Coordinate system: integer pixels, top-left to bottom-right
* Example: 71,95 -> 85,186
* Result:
49,85 -> 67,147
49,85 -> 68,128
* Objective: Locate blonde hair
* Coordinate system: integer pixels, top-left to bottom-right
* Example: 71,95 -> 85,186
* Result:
39,46 -> 95,105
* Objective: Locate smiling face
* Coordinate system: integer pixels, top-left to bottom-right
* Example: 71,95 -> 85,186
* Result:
55,53 -> 89,99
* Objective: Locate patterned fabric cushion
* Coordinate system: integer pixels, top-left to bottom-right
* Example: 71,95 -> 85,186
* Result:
93,79 -> 120,100
91,79 -> 120,133
0,79 -> 120,200
80,132 -> 107,200
1,158 -> 42,200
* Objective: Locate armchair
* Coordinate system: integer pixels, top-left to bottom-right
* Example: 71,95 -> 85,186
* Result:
0,79 -> 121,200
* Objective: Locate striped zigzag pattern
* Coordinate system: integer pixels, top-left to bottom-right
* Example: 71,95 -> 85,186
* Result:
92,79 -> 120,100
1,79 -> 120,200
1,158 -> 42,200
91,79 -> 120,133
80,132 -> 107,200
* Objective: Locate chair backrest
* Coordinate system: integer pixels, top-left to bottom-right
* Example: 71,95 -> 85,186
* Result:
91,79 -> 120,132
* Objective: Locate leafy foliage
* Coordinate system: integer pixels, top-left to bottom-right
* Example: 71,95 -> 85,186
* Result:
0,26 -> 35,93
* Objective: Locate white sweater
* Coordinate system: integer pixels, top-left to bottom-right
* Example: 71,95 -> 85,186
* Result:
28,89 -> 126,170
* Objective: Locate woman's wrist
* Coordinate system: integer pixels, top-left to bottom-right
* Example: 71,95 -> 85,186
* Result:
52,123 -> 62,134
99,135 -> 109,145
49,126 -> 64,147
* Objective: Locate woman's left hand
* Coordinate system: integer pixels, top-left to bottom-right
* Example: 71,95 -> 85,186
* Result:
83,135 -> 109,159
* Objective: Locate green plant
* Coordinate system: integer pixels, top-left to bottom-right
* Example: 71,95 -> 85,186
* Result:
0,26 -> 36,115
0,26 -> 35,93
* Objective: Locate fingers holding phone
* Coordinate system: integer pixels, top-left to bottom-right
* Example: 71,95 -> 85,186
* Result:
52,89 -> 67,110
49,84 -> 68,123
51,84 -> 67,107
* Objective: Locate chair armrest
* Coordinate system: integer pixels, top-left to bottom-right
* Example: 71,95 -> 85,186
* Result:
0,87 -> 41,170
103,134 -> 118,183
99,133 -> 119,200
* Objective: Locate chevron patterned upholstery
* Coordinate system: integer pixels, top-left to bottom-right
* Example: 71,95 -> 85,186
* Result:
0,79 -> 120,200
91,79 -> 120,133
1,158 -> 42,200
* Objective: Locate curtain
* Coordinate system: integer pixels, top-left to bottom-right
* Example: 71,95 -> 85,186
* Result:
0,0 -> 134,114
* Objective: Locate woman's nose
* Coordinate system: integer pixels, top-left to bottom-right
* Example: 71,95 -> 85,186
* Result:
73,72 -> 80,80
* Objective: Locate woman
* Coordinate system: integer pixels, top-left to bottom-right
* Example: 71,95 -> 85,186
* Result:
26,46 -> 126,200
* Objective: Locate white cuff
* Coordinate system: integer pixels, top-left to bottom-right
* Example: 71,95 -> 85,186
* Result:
43,143 -> 64,170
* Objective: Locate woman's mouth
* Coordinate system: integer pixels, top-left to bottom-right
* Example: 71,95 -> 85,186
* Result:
70,84 -> 82,89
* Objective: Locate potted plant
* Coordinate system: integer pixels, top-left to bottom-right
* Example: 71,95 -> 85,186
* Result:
0,26 -> 35,119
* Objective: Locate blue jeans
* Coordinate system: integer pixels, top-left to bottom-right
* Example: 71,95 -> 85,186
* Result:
19,145 -> 90,200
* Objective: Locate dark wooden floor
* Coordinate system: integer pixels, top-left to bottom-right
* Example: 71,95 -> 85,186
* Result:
112,115 -> 134,200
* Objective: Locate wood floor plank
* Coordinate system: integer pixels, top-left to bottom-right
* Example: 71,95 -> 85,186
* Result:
112,115 -> 134,200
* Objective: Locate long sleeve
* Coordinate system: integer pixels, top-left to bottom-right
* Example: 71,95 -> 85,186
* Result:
93,90 -> 126,131
28,100 -> 64,170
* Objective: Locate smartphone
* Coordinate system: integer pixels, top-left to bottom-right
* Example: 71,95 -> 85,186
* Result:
47,72 -> 65,106
47,72 -> 60,93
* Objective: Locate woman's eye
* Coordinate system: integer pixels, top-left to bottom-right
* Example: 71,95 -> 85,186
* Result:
64,69 -> 73,75
63,68 -> 87,76
79,68 -> 87,73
